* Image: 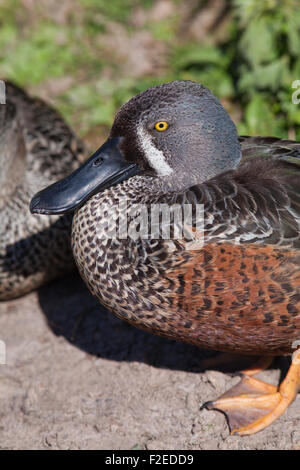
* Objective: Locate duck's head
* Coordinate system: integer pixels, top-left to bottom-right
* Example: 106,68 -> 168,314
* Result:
30,80 -> 241,215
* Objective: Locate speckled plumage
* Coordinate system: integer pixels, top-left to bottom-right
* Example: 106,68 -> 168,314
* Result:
0,82 -> 86,299
73,162 -> 300,356
33,80 -> 300,435
71,82 -> 300,357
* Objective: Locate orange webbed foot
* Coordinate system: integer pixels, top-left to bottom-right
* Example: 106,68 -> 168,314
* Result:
201,353 -> 300,436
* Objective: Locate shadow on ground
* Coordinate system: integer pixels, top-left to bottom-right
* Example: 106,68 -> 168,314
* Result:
37,271 -> 211,371
37,271 -> 288,374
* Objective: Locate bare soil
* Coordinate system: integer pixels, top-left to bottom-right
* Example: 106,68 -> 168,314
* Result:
0,272 -> 299,450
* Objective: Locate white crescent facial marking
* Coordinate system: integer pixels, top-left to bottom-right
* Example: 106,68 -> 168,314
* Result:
137,125 -> 173,176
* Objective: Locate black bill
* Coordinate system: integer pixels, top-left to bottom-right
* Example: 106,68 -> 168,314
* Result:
30,137 -> 140,215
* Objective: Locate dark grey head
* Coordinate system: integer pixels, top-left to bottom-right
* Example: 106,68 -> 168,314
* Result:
30,81 -> 241,215
111,80 -> 241,189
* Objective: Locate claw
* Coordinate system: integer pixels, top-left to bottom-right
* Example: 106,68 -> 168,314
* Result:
202,357 -> 300,435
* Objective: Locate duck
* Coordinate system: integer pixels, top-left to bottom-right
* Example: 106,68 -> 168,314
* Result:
0,81 -> 87,300
30,80 -> 300,436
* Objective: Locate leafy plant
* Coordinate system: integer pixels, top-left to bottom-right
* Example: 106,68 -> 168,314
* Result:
171,0 -> 300,138
0,0 -> 299,139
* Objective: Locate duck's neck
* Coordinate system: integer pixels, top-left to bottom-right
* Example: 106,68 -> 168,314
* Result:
0,110 -> 27,207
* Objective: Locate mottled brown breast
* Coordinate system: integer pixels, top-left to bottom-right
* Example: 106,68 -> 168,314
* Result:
163,243 -> 300,355
71,153 -> 300,357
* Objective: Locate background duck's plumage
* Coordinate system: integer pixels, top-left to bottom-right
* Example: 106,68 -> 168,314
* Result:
0,82 -> 87,300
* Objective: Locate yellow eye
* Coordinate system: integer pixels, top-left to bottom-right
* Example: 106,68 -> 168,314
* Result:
154,121 -> 169,131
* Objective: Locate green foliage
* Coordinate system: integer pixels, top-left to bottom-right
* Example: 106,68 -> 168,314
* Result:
234,0 -> 300,138
59,76 -> 165,132
1,24 -> 74,85
80,0 -> 153,24
171,43 -> 234,97
0,2 -> 102,87
0,0 -> 299,139
172,0 -> 300,139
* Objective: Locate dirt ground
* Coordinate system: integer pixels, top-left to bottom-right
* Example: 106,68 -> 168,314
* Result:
0,271 -> 299,450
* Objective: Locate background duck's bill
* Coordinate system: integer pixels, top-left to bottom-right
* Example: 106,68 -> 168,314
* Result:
30,137 -> 139,215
